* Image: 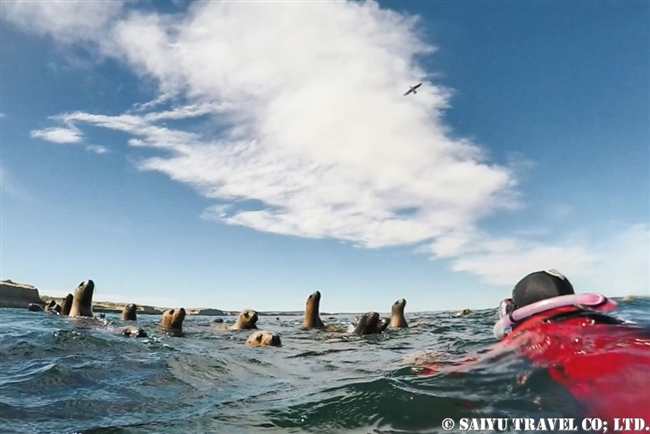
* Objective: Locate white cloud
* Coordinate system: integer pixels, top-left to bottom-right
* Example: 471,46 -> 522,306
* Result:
0,165 -> 34,202
1,0 -> 125,43
582,224 -> 650,297
5,0 -> 646,292
44,1 -> 519,249
427,223 -> 649,297
30,126 -> 83,144
427,228 -> 599,286
86,145 -> 109,155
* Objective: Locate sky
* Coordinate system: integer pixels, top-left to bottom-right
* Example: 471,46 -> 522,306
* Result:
1,0 -> 648,314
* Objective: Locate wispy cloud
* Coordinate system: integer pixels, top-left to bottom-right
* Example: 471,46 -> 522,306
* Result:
4,0 -> 646,291
0,113 -> 6,118
426,228 -> 598,286
30,126 -> 82,144
0,165 -> 34,203
42,1 -> 519,250
583,224 -> 650,297
86,145 -> 109,155
425,223 -> 649,296
1,0 -> 125,43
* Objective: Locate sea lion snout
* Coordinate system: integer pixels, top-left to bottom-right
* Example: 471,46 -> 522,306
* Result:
75,280 -> 95,303
353,311 -> 381,335
27,303 -> 44,312
390,298 -> 408,328
119,326 -> 148,338
303,290 -> 325,329
246,330 -> 282,347
44,300 -> 61,314
69,279 -> 95,317
121,303 -> 138,321
226,309 -> 259,331
243,309 -> 258,324
161,307 -> 186,334
61,294 -> 73,316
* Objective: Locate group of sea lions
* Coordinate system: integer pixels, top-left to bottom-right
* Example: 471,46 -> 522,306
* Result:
26,282 -> 411,348
303,291 -> 409,335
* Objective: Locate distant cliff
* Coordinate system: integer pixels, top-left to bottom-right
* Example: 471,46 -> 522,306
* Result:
0,280 -> 45,308
39,296 -> 226,316
2,280 -> 301,317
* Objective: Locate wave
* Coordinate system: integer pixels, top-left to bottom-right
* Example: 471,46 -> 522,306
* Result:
0,300 -> 648,433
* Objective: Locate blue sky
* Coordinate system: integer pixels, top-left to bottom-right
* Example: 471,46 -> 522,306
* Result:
1,0 -> 648,313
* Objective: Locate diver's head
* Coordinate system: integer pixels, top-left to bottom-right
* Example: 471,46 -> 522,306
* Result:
512,269 -> 574,308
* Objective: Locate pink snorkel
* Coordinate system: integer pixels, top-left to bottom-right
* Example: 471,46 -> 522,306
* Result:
493,293 -> 618,340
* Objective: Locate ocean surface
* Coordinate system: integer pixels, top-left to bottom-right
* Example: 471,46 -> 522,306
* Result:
1,297 -> 649,434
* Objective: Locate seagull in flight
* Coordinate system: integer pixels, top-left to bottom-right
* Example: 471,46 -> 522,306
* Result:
404,83 -> 422,96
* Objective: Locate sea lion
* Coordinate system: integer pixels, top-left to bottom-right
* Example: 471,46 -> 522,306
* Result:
390,299 -> 408,328
121,303 -> 137,321
456,308 -> 472,316
210,318 -> 224,324
352,314 -> 389,333
352,312 -> 381,335
246,330 -> 281,347
622,296 -> 636,302
27,303 -> 44,312
161,308 -> 186,336
60,294 -> 73,316
230,309 -> 258,330
377,317 -> 390,332
69,280 -> 95,317
303,291 -> 325,329
44,300 -> 61,314
115,326 -> 148,338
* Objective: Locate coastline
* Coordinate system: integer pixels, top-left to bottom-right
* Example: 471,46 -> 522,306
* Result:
40,295 -> 311,317
4,280 -> 645,316
0,279 -> 316,317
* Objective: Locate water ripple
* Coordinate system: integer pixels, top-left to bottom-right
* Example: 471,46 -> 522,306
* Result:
0,299 -> 648,433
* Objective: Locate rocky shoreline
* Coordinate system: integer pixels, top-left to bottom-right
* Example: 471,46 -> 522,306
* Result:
0,279 -> 317,317
0,280 -> 45,308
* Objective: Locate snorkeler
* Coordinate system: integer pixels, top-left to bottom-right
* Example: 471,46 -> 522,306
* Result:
420,269 -> 650,428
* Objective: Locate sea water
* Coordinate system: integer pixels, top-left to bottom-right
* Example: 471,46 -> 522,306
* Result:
1,298 -> 648,433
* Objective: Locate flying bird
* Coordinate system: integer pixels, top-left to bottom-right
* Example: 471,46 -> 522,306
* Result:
404,83 -> 422,96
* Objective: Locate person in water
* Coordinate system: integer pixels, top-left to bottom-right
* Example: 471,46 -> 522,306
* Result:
421,269 -> 650,427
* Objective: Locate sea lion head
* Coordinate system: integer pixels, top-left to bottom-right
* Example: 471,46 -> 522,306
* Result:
121,303 -> 138,321
458,308 -> 472,316
232,309 -> 258,330
117,326 -> 148,338
27,303 -> 44,312
377,317 -> 390,332
44,300 -> 61,314
246,330 -> 281,347
353,313 -> 388,332
353,311 -> 381,335
161,308 -> 186,334
60,294 -> 73,316
390,298 -> 408,328
69,280 -> 95,317
303,290 -> 324,328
